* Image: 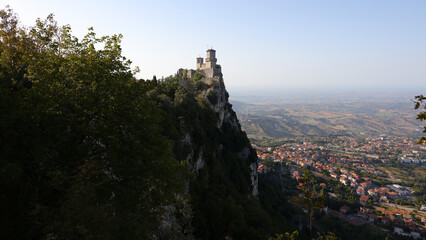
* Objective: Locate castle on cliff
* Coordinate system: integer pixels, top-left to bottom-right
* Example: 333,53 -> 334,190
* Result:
178,49 -> 222,79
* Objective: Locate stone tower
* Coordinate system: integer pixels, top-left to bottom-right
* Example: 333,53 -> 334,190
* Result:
196,49 -> 222,78
205,49 -> 217,69
196,57 -> 204,69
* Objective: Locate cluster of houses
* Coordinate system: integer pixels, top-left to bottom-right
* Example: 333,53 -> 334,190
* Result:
324,165 -> 425,236
327,205 -> 366,226
354,137 -> 424,156
327,205 -> 425,239
256,141 -> 384,182
254,137 -> 426,238
255,138 -> 422,206
331,170 -> 412,202
370,206 -> 425,238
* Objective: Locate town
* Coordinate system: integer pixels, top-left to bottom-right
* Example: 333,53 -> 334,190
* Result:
255,136 -> 426,239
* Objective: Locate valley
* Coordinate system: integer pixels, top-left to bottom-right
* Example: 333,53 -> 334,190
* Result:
230,90 -> 422,139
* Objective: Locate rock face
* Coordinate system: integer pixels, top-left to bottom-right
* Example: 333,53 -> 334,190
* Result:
156,72 -> 261,239
204,77 -> 238,129
185,76 -> 258,197
168,58 -> 261,239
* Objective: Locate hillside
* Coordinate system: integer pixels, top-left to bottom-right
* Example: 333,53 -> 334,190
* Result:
153,73 -> 266,239
0,9 -> 293,239
231,97 -> 421,139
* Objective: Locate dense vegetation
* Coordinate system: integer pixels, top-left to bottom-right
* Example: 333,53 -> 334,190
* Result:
0,8 -> 187,239
0,8 -> 297,239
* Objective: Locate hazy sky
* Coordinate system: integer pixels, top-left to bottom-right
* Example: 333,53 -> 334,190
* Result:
5,1 -> 426,91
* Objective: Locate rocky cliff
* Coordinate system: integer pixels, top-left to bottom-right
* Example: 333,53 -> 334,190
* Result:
152,72 -> 262,239
201,76 -> 259,197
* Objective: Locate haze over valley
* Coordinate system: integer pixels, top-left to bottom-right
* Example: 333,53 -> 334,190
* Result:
229,89 -> 423,139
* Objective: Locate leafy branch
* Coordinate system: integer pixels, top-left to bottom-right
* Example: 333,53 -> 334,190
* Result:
413,95 -> 426,144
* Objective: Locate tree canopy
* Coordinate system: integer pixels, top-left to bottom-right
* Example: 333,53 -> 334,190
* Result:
0,7 -> 183,239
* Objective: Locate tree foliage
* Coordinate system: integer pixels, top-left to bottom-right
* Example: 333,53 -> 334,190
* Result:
0,7 -> 183,239
268,231 -> 299,240
413,95 -> 426,144
291,168 -> 326,239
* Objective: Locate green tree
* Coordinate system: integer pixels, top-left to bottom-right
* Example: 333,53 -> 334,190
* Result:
268,230 -> 339,240
268,231 -> 299,240
316,232 -> 339,240
413,95 -> 426,144
291,168 -> 325,239
0,7 -> 183,239
263,157 -> 274,170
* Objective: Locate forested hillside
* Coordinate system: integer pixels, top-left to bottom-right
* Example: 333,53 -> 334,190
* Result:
0,8 -> 293,239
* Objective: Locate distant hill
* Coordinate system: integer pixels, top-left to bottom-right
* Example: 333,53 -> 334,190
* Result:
231,98 -> 422,139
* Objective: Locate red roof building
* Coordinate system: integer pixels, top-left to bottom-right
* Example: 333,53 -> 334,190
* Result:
340,205 -> 350,214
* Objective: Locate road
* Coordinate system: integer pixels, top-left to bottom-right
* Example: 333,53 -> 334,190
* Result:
311,171 -> 331,181
382,202 -> 426,215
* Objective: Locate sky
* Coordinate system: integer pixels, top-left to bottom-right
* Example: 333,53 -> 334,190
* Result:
5,0 -> 426,92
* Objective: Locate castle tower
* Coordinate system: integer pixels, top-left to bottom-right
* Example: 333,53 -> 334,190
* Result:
205,49 -> 217,68
196,57 -> 204,69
